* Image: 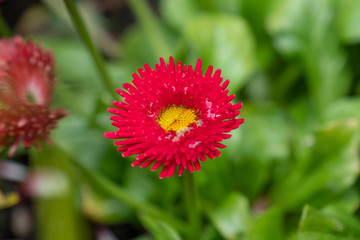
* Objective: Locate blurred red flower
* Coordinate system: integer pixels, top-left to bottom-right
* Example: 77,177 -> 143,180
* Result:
105,57 -> 243,178
0,36 -> 68,156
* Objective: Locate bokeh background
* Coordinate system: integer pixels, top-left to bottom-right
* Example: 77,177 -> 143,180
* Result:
1,0 -> 360,239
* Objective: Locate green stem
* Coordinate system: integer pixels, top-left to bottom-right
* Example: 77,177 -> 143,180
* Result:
30,146 -> 89,240
127,0 -> 171,57
63,0 -> 117,99
72,159 -> 190,234
184,172 -> 202,239
0,13 -> 11,37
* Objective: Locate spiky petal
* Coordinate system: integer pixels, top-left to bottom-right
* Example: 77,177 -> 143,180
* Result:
0,37 -> 68,156
105,57 -> 243,178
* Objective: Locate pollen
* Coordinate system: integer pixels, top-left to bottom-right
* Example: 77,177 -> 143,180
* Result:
158,105 -> 197,133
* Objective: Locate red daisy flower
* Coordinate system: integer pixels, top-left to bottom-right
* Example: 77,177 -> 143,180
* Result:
105,57 -> 243,178
0,36 -> 68,156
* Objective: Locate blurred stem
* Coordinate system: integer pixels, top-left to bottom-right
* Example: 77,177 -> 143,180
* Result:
183,172 -> 202,239
71,159 -> 190,234
0,13 -> 11,37
30,146 -> 88,240
127,0 -> 171,57
63,0 -> 117,99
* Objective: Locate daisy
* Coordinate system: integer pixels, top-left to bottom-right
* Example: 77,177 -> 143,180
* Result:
0,36 -> 68,156
105,57 -> 243,178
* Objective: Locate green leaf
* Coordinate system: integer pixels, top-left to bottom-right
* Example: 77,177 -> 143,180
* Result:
33,36 -> 108,116
294,205 -> 360,240
52,116 -> 111,170
200,224 -> 224,240
322,189 -> 360,215
322,204 -> 360,238
139,213 -> 182,240
335,0 -> 360,44
196,152 -> 235,205
247,207 -> 285,240
209,192 -> 250,240
121,26 -> 158,67
271,119 -> 360,210
123,167 -> 155,203
161,0 -> 243,31
324,98 -> 360,123
267,0 -> 332,55
121,20 -> 176,67
299,206 -> 344,234
184,13 -> 257,93
295,232 -> 358,240
229,103 -> 290,162
240,0 -> 272,37
267,0 -> 351,113
225,103 -> 290,199
160,0 -> 197,30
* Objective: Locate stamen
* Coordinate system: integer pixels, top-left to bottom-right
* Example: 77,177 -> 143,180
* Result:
158,105 -> 197,133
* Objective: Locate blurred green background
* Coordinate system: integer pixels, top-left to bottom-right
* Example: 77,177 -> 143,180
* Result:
1,0 -> 360,239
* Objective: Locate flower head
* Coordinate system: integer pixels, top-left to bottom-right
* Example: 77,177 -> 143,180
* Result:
0,36 -> 68,156
105,57 -> 243,178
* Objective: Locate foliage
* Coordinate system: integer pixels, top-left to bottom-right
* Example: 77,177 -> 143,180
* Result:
2,0 -> 360,239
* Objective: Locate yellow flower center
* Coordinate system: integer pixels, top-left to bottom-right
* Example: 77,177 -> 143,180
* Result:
158,105 -> 197,133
